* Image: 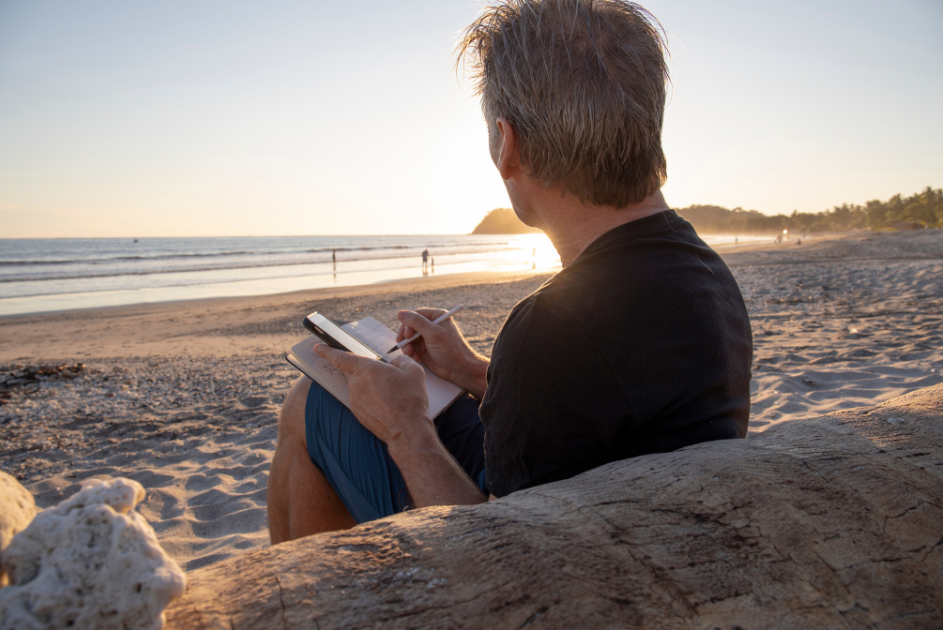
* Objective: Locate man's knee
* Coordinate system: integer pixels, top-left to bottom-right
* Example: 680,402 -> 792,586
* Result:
278,376 -> 312,444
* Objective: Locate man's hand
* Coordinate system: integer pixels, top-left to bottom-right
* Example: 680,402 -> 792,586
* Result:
313,343 -> 487,509
396,308 -> 489,399
313,344 -> 431,446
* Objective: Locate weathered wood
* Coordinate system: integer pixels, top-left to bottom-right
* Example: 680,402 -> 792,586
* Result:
165,385 -> 943,629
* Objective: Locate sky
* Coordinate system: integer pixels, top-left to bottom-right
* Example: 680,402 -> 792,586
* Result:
0,0 -> 941,238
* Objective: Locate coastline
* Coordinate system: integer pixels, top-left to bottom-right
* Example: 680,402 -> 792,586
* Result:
0,230 -> 779,318
0,230 -> 940,572
0,268 -> 548,362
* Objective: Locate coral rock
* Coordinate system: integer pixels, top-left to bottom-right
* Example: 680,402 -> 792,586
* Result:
0,477 -> 185,630
0,471 -> 39,588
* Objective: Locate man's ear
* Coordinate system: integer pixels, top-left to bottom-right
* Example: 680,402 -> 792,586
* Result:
492,116 -> 521,181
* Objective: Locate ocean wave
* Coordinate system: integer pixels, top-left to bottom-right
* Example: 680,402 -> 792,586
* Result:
0,255 -> 539,300
0,250 -> 261,265
0,242 -> 506,267
111,245 -> 425,258
0,246 -> 526,284
113,251 -> 253,260
0,259 -> 76,266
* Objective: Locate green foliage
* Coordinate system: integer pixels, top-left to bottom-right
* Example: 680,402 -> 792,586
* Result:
471,208 -> 543,234
677,187 -> 942,233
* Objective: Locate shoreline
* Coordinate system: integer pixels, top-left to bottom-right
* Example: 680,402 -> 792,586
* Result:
0,268 -> 545,325
1,229 -> 940,572
0,269 -> 550,363
0,229 -> 820,319
1,231 -> 938,365
0,231 -> 840,323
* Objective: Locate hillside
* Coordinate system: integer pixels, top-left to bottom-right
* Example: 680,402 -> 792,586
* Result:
471,208 -> 543,235
471,187 -> 942,235
677,187 -> 942,233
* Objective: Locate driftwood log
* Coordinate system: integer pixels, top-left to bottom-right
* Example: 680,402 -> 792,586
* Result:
166,385 -> 942,629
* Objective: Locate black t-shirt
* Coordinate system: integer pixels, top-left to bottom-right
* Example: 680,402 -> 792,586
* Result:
479,210 -> 753,498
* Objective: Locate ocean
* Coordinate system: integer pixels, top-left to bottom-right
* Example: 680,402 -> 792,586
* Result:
0,232 -> 765,316
0,234 -> 559,316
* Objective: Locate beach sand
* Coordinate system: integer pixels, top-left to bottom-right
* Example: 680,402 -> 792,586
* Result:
1,230 -> 940,571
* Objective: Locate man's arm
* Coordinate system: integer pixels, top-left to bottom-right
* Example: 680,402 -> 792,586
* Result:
387,421 -> 487,507
313,344 -> 487,507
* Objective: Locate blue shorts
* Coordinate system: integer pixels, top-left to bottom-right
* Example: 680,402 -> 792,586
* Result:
305,381 -> 487,524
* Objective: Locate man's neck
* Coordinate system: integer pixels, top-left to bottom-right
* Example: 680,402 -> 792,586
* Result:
536,190 -> 670,267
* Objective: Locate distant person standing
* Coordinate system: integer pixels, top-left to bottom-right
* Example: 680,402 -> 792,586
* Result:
332,250 -> 337,270
431,257 -> 435,273
422,249 -> 429,271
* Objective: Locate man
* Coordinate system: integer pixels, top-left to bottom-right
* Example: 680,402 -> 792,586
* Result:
267,0 -> 752,541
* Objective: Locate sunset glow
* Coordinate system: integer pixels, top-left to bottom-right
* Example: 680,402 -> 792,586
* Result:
0,0 -> 940,238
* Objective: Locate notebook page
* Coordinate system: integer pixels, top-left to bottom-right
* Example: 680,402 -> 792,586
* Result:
289,337 -> 351,407
346,318 -> 463,417
342,318 -> 400,359
424,374 -> 465,418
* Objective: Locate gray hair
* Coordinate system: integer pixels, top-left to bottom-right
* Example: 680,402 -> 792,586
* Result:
457,0 -> 670,208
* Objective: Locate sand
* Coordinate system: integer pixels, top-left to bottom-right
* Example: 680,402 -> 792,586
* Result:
0,230 -> 940,571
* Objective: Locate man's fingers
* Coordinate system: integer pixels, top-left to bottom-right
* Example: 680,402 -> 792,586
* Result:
391,354 -> 426,380
391,354 -> 415,369
414,307 -> 448,319
313,344 -> 369,374
397,310 -> 442,338
395,322 -> 419,343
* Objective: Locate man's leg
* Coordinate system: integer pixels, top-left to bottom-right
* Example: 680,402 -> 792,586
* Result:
267,377 -> 356,544
268,381 -> 486,543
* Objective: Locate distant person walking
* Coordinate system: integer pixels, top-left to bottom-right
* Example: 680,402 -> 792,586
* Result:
332,250 -> 337,270
422,249 -> 429,271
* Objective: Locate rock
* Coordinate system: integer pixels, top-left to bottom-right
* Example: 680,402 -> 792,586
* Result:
0,471 -> 39,587
0,477 -> 186,630
165,384 -> 942,629
471,207 -> 543,234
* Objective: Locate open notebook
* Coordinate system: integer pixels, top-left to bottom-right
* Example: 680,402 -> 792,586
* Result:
286,317 -> 464,419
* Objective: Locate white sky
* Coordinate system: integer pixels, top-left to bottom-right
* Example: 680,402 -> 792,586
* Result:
0,0 -> 941,237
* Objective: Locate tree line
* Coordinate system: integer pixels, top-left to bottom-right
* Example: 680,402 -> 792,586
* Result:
676,186 -> 942,234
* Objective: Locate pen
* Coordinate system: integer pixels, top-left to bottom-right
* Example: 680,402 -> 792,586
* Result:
388,305 -> 465,353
